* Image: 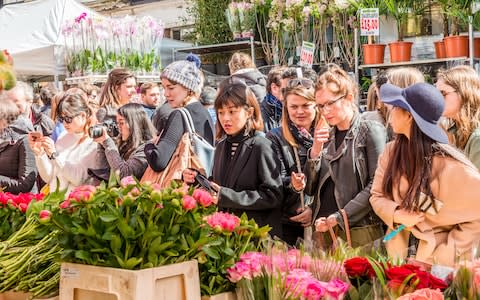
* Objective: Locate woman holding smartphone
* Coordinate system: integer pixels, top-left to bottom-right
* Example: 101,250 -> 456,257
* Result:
29,88 -> 107,194
183,80 -> 284,237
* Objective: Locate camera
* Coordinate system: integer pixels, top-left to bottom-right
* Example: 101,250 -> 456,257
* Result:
89,120 -> 119,139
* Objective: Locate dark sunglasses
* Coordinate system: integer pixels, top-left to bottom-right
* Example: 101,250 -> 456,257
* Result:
287,78 -> 314,89
58,114 -> 79,124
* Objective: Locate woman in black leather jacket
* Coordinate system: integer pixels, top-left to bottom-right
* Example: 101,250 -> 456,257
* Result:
266,78 -> 321,245
292,66 -> 387,248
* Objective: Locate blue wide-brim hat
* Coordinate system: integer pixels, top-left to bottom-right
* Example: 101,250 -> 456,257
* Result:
379,82 -> 448,144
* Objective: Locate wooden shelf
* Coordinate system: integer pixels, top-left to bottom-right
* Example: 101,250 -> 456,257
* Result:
359,57 -> 470,69
174,40 -> 262,55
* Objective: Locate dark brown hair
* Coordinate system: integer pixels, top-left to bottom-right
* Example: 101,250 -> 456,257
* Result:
266,67 -> 285,94
214,81 -> 263,139
58,88 -> 95,141
382,116 -> 435,211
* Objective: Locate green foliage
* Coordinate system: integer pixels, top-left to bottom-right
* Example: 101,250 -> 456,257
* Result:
187,0 -> 232,45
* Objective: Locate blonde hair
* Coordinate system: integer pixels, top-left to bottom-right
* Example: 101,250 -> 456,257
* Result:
315,67 -> 359,108
437,65 -> 480,149
387,67 -> 424,88
228,52 -> 255,74
281,85 -> 320,147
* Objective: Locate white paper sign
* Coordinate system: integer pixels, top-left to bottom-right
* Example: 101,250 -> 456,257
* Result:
360,8 -> 379,36
299,41 -> 315,67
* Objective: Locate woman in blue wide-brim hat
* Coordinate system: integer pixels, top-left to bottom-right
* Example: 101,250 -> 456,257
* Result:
370,82 -> 480,267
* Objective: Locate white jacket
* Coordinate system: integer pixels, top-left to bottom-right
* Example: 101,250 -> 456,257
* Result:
35,132 -> 106,195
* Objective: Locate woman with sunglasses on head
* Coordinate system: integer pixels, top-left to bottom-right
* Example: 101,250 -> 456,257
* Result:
371,82 -> 480,267
97,68 -> 137,124
266,78 -> 320,245
145,55 -> 214,173
291,68 -> 386,248
29,88 -> 107,194
91,103 -> 156,181
436,65 -> 480,170
183,81 -> 284,237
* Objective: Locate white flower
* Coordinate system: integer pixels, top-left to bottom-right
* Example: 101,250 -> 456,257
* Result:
335,0 -> 350,9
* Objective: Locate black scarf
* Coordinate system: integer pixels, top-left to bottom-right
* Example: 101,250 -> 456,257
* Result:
287,120 -> 314,150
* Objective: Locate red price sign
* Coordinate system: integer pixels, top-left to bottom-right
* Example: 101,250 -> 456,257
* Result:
299,41 -> 315,67
360,8 -> 379,36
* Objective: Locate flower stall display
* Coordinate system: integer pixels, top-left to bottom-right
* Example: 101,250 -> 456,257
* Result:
226,2 -> 256,40
62,13 -> 164,77
37,177 -> 269,297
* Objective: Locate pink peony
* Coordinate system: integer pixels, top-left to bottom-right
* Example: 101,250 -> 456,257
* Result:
60,199 -> 71,209
304,280 -> 326,300
67,185 -> 96,202
39,210 -> 52,221
204,212 -> 240,232
397,288 -> 444,300
192,189 -> 214,207
323,278 -> 350,300
18,203 -> 28,213
120,176 -> 136,187
182,195 -> 197,211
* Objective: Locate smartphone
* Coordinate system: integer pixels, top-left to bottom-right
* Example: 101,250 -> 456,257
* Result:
30,131 -> 43,141
195,173 -> 215,194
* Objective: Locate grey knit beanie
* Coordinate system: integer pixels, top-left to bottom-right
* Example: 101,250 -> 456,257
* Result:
161,54 -> 202,94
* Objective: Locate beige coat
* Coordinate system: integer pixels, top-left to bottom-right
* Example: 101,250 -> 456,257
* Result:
370,142 -> 480,266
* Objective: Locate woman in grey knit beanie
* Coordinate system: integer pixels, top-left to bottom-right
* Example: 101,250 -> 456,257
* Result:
144,54 -> 215,174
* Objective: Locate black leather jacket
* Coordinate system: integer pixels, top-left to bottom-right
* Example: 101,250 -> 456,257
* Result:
305,114 -> 386,228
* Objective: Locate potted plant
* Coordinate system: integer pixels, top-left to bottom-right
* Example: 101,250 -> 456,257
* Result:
384,0 -> 424,62
437,0 -> 472,58
351,0 -> 388,65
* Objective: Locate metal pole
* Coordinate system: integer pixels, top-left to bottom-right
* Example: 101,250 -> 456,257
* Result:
250,36 -> 255,61
469,15 -> 474,67
354,27 -> 359,98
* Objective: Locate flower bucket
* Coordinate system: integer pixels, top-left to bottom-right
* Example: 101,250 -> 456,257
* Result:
475,37 -> 480,58
362,44 -> 386,65
388,41 -> 413,63
59,260 -> 201,300
434,40 -> 446,59
444,35 -> 469,58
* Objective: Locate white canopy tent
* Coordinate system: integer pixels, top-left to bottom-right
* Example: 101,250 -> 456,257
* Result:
0,0 -> 191,82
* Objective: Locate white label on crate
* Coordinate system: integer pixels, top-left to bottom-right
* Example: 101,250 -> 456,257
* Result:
62,267 -> 80,278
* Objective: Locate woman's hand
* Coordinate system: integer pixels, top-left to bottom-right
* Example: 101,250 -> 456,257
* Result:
393,208 -> 425,228
182,168 -> 198,184
291,171 -> 306,192
28,133 -> 44,156
310,121 -> 329,159
315,214 -> 338,232
289,207 -> 312,227
40,137 -> 55,157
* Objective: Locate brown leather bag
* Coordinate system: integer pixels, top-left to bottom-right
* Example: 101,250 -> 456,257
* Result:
140,132 -> 205,188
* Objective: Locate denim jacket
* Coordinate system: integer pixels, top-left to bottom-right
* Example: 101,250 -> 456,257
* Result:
304,113 -> 386,228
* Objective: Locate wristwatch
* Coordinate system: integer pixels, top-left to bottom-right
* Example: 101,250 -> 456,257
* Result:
48,152 -> 58,160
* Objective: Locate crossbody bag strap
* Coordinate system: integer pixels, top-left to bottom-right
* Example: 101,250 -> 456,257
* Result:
178,108 -> 195,134
340,208 -> 352,247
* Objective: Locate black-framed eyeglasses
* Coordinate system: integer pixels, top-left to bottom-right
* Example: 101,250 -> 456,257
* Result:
58,114 -> 79,124
317,94 -> 346,111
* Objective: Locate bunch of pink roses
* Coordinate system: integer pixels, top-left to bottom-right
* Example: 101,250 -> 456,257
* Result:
204,212 -> 241,233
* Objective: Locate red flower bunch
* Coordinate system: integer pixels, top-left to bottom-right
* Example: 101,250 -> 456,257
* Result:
344,257 -> 377,279
0,192 -> 44,213
386,264 -> 447,293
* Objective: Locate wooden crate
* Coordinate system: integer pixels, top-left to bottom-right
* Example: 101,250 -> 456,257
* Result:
0,292 -> 58,300
201,292 -> 237,300
59,260 -> 201,300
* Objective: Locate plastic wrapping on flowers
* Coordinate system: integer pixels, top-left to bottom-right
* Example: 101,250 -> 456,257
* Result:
39,177 -> 270,296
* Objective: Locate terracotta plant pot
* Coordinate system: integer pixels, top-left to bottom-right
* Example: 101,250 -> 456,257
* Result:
475,38 -> 480,58
388,41 -> 413,63
443,35 -> 469,58
434,40 -> 446,59
362,44 -> 386,65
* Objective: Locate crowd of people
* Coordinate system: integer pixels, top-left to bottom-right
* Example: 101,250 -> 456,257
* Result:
1,51 -> 480,267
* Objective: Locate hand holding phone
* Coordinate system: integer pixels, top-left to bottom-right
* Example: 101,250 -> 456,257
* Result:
29,131 -> 42,141
195,173 -> 215,194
